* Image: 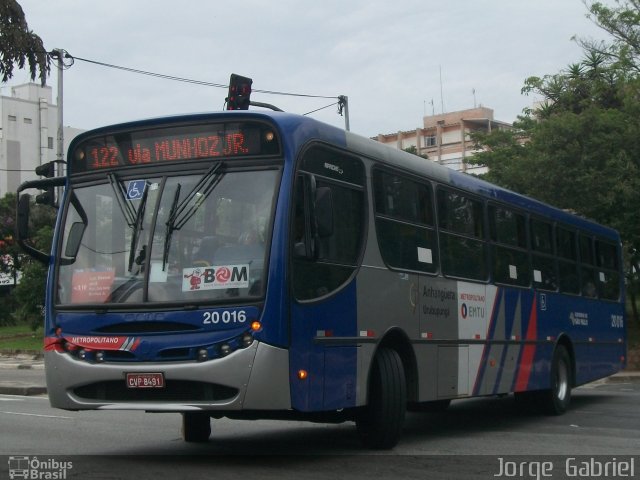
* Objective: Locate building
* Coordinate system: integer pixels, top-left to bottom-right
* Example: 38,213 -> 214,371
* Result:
374,106 -> 512,175
0,83 -> 84,198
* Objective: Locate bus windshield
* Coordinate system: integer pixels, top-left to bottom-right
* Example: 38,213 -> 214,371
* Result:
56,166 -> 279,305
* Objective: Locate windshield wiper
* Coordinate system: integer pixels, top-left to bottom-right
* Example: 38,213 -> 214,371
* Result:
162,183 -> 181,270
127,182 -> 149,273
161,163 -> 225,270
108,173 -> 136,227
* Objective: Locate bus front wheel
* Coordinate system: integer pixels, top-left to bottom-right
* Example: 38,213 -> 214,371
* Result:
356,347 -> 406,449
537,345 -> 572,415
181,412 -> 211,442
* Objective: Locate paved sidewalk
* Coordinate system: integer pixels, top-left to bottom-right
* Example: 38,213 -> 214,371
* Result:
0,352 -> 46,396
0,351 -> 638,397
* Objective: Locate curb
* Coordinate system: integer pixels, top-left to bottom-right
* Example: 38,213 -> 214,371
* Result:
603,374 -> 640,383
0,385 -> 47,396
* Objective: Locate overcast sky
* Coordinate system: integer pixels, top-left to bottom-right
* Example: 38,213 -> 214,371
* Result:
3,0 -> 611,138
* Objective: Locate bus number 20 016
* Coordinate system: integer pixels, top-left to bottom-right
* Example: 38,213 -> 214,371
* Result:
203,310 -> 247,325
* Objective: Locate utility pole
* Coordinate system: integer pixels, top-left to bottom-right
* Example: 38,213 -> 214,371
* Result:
338,95 -> 350,131
51,48 -> 65,177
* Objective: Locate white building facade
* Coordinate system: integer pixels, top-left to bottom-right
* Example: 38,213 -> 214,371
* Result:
0,83 -> 84,198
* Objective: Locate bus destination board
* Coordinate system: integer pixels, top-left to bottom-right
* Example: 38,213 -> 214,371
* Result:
72,122 -> 279,173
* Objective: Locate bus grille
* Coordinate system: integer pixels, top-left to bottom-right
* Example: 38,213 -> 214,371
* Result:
73,380 -> 238,402
95,322 -> 200,334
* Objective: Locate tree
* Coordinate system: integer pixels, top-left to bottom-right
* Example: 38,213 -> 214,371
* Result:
0,193 -> 55,328
0,193 -> 20,326
470,1 -> 640,326
0,0 -> 49,85
577,0 -> 640,73
403,145 -> 429,159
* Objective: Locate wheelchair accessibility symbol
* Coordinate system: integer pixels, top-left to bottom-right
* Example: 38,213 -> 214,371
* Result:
127,180 -> 147,200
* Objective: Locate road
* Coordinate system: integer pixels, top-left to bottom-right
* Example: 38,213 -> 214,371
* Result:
1,380 -> 639,479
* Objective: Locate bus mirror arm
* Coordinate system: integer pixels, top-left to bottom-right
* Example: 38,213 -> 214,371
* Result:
16,177 -> 65,264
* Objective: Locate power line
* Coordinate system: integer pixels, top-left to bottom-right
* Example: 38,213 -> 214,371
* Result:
69,54 -> 338,100
303,102 -> 340,116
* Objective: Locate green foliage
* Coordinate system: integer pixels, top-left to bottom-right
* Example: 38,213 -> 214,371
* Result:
0,193 -> 55,329
12,259 -> 47,330
0,0 -> 49,85
403,145 -> 428,159
578,0 -> 640,73
470,0 -> 640,325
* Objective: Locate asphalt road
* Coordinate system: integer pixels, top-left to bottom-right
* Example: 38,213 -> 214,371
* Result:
0,380 -> 638,479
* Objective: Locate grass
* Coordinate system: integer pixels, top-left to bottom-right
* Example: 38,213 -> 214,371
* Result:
0,324 -> 43,352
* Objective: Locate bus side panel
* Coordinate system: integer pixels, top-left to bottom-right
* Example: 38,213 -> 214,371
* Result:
289,280 -> 358,412
473,287 -> 539,396
532,292 -> 625,388
355,266 -> 419,403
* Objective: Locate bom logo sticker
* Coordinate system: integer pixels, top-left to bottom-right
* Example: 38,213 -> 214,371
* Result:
182,265 -> 249,291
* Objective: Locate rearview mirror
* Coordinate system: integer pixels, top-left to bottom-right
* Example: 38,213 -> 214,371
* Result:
64,222 -> 86,258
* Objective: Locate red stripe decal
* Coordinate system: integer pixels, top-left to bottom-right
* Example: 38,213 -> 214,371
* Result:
44,337 -> 64,352
514,296 -> 537,391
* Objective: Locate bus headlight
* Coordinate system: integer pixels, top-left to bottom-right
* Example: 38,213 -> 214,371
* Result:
197,349 -> 209,362
241,333 -> 253,348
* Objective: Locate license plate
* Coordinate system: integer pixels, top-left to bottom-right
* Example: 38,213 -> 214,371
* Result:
126,372 -> 165,389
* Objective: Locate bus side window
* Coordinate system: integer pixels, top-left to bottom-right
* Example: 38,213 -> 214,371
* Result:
530,218 -> 557,291
557,227 -> 580,294
579,234 -> 597,298
437,188 -> 487,281
373,169 -> 437,274
489,205 -> 529,287
595,240 -> 621,300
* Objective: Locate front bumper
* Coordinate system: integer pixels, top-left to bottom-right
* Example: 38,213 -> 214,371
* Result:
45,341 -> 291,412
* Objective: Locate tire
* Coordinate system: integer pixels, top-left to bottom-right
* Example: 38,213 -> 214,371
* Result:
537,345 -> 572,415
356,347 -> 407,449
181,412 -> 211,442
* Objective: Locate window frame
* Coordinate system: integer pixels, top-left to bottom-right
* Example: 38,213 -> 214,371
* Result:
291,143 -> 368,302
372,166 -> 438,275
530,217 -> 558,292
436,186 -> 488,282
488,203 -> 530,288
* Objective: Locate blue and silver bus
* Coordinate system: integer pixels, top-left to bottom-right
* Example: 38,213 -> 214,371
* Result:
17,111 -> 626,449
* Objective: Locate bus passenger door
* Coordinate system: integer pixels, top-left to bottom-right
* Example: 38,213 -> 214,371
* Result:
289,148 -> 366,413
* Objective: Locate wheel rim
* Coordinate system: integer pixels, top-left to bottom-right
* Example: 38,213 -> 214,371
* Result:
555,357 -> 569,401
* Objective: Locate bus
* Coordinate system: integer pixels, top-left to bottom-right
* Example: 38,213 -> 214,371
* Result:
16,111 -> 626,449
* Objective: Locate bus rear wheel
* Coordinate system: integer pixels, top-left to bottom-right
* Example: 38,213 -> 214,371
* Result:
537,345 -> 572,415
181,412 -> 211,442
356,347 -> 406,449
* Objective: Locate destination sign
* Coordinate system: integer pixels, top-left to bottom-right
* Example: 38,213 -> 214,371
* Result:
71,122 -> 279,173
